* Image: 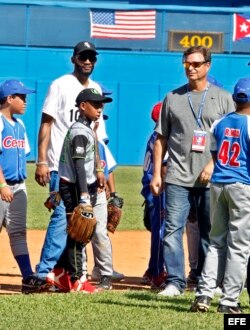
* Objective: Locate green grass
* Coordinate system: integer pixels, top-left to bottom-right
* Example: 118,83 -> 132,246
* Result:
26,164 -> 145,230
1,290 -> 249,330
1,164 -> 249,329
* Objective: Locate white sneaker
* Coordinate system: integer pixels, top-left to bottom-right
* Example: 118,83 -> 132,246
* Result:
158,284 -> 183,297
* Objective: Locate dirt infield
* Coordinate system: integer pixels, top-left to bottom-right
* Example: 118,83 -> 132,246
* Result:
0,229 -> 189,294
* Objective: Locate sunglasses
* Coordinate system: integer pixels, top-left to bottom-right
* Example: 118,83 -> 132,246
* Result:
183,61 -> 208,69
75,53 -> 97,63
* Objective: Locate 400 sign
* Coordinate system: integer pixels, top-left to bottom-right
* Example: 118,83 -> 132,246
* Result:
168,31 -> 224,53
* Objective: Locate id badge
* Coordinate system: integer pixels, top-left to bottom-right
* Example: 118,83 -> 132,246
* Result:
191,130 -> 207,152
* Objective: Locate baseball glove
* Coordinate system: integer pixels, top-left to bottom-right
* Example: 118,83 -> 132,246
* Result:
67,204 -> 97,244
107,194 -> 124,233
44,191 -> 61,212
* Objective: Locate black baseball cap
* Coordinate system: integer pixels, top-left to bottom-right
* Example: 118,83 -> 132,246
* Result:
76,88 -> 112,107
73,41 -> 98,56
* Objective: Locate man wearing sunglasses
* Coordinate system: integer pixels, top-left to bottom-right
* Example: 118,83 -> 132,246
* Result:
27,41 -> 120,293
150,46 -> 235,297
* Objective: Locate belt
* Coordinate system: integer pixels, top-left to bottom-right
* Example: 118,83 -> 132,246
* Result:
60,179 -> 97,194
60,179 -> 97,189
6,180 -> 24,186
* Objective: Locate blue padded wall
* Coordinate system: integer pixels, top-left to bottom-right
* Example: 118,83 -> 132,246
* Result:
1,48 -> 249,165
0,0 -> 250,164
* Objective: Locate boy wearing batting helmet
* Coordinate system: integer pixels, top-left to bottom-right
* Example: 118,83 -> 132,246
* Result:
191,77 -> 250,314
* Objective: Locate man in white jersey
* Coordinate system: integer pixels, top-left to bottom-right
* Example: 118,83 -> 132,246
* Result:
32,41 -> 121,292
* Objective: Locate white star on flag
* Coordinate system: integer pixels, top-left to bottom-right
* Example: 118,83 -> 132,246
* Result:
240,22 -> 249,33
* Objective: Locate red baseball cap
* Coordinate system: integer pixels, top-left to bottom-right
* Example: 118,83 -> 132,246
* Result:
151,102 -> 162,122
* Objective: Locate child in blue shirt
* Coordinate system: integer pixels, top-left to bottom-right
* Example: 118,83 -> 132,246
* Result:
191,77 -> 250,314
0,79 -> 39,293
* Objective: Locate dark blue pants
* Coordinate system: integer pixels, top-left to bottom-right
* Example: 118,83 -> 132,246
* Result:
147,193 -> 165,276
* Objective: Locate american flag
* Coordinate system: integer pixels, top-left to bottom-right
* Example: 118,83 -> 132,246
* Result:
90,9 -> 156,40
233,14 -> 250,41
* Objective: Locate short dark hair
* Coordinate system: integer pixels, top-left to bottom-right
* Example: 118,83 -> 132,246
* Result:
0,97 -> 7,105
183,46 -> 212,63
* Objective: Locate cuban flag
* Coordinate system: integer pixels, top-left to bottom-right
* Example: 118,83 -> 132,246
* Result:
233,14 -> 250,41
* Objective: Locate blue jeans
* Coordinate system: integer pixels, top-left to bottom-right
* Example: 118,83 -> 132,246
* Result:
163,184 -> 210,291
35,171 -> 67,279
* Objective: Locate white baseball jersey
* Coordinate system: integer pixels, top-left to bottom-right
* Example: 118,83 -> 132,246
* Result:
42,73 -> 107,171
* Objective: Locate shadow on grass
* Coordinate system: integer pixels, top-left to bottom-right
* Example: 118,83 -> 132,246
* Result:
92,296 -> 191,312
91,288 -> 195,312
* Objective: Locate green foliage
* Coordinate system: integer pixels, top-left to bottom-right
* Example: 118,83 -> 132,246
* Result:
26,164 -> 145,230
0,290 -> 249,329
114,166 -> 144,231
26,164 -> 50,229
